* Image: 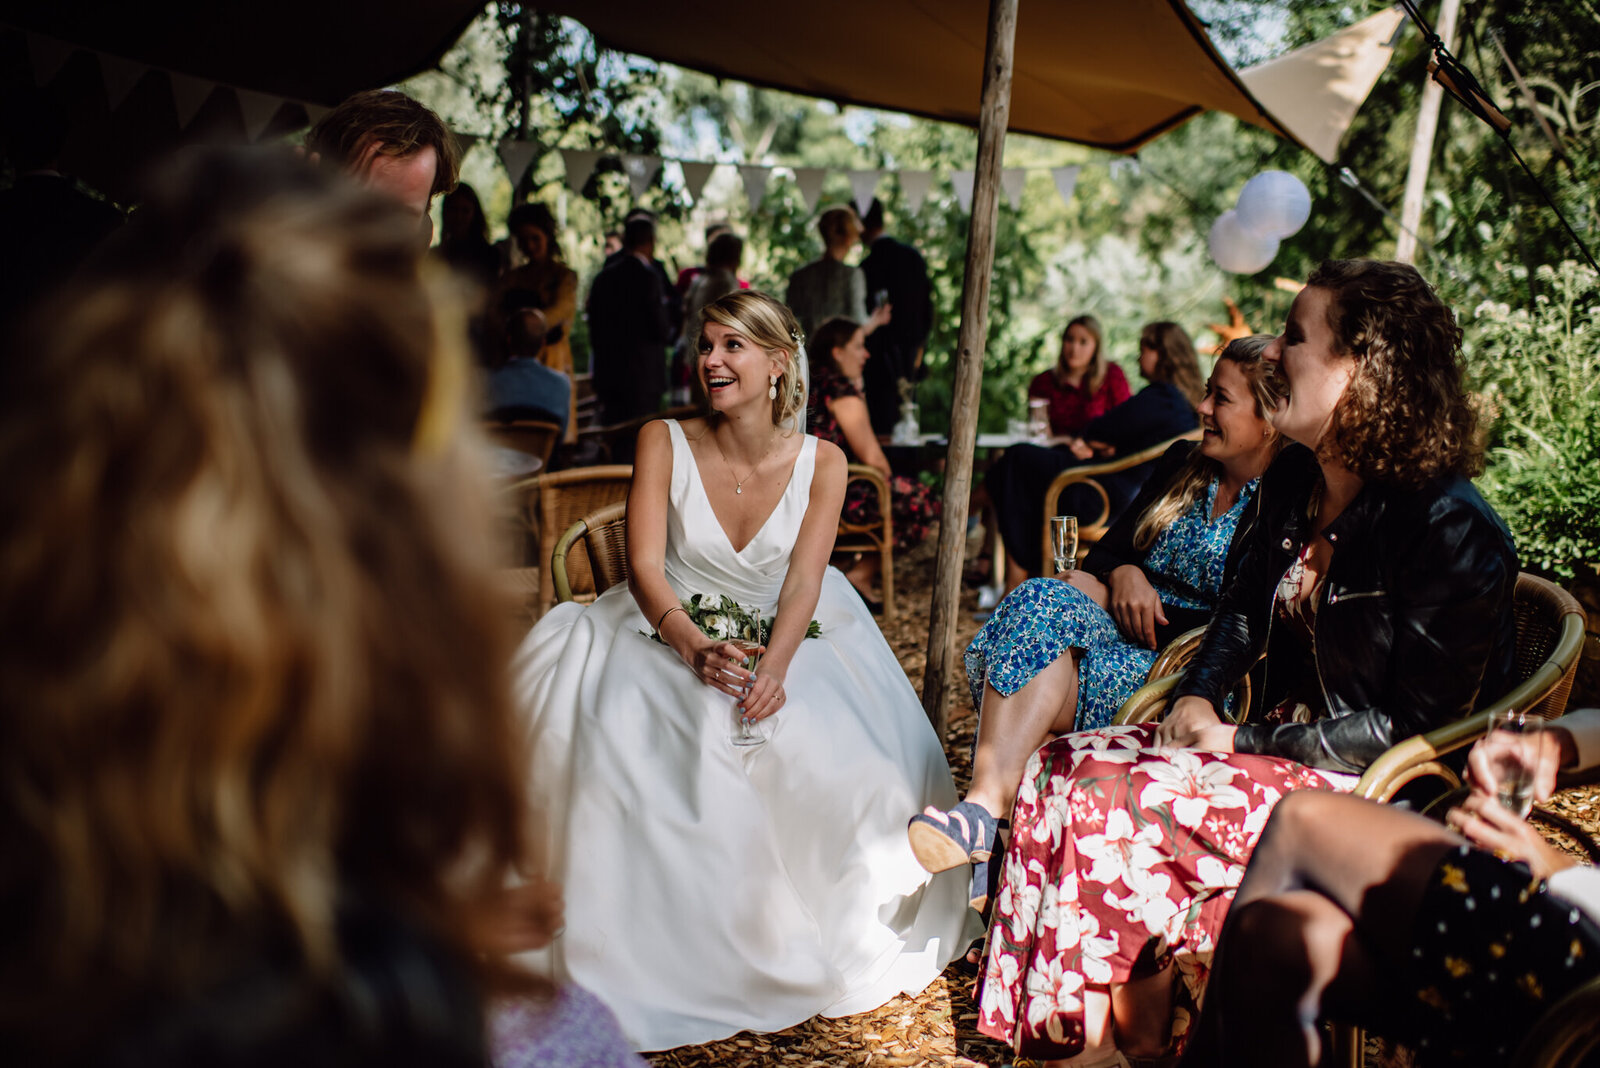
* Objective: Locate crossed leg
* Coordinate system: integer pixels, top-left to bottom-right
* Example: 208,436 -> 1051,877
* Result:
1180,789 -> 1462,1068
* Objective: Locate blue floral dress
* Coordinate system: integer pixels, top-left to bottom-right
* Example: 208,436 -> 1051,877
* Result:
964,477 -> 1256,731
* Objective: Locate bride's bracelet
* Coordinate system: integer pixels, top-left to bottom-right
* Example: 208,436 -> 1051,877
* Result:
655,605 -> 687,637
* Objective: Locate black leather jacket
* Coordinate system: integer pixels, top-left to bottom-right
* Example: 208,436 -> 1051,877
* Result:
1174,445 -> 1519,774
1082,439 -> 1267,649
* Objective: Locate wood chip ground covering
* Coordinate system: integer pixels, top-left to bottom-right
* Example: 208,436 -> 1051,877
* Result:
647,528 -> 1600,1068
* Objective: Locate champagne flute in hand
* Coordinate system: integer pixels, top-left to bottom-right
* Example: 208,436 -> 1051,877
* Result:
1051,515 -> 1078,576
728,607 -> 768,747
1485,710 -> 1543,818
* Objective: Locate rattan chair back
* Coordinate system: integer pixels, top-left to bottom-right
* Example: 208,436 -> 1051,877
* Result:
553,503 -> 630,602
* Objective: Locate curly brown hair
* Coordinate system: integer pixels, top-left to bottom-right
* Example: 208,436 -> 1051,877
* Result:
1308,259 -> 1482,484
0,149 -> 536,1051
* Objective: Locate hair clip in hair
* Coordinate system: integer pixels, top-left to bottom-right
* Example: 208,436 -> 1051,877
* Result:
789,327 -> 802,344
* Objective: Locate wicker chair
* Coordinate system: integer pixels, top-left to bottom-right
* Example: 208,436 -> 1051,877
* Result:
483,418 -> 562,469
499,464 -> 633,616
552,502 -> 630,602
837,463 -> 895,617
1038,429 -> 1203,575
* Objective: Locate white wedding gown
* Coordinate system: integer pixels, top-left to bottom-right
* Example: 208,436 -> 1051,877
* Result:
511,420 -> 974,1051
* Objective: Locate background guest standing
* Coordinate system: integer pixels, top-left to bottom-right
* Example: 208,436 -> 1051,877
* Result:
785,206 -> 890,342
858,199 -> 934,435
586,215 -> 671,426
493,203 -> 579,441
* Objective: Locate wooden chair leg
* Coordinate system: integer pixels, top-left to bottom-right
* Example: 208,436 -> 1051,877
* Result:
880,542 -> 895,617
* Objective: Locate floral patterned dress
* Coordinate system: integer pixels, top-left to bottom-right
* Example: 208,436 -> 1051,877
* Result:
965,478 -> 1255,731
976,538 -> 1360,1060
808,365 -> 939,551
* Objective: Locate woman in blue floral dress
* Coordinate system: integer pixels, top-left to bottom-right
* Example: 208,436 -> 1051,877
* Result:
907,336 -> 1283,912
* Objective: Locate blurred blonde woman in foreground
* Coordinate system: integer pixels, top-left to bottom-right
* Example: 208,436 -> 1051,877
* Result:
0,149 -> 639,1068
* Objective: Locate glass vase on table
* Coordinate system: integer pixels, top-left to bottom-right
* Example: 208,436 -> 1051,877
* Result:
1050,515 -> 1079,576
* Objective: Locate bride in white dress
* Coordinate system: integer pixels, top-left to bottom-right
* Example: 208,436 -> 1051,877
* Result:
511,291 -> 973,1051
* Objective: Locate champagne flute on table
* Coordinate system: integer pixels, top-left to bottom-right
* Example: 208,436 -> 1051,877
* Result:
1050,515 -> 1079,576
728,608 -> 768,747
1486,709 -> 1544,818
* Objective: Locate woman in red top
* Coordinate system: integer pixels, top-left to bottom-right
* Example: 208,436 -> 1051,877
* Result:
1027,315 -> 1131,437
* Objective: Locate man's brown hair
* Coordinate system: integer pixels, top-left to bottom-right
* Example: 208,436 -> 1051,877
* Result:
307,89 -> 460,198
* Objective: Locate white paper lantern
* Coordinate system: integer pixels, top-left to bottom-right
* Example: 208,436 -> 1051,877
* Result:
1209,210 -> 1279,274
1235,170 -> 1312,239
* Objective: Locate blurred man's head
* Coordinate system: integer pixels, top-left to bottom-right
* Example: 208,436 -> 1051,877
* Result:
622,216 -> 656,258
307,90 -> 458,225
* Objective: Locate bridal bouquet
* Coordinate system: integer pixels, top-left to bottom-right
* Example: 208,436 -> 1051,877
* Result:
646,593 -> 821,646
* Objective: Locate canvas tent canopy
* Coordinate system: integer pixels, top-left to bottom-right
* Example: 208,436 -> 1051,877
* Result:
536,0 -> 1300,153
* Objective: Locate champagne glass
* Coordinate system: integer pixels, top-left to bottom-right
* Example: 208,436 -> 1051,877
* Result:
1486,709 -> 1543,818
728,607 -> 768,746
1050,515 -> 1079,576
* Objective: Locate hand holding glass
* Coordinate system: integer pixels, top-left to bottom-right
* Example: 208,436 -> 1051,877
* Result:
728,618 -> 768,746
1051,515 -> 1078,575
1485,710 -> 1544,818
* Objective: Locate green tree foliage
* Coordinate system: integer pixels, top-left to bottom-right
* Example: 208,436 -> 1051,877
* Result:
1474,262 -> 1600,579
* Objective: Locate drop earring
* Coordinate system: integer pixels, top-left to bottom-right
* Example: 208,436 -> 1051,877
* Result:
768,377 -> 778,400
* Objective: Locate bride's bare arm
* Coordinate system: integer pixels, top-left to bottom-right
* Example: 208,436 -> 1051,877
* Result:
627,420 -> 750,698
743,439 -> 847,721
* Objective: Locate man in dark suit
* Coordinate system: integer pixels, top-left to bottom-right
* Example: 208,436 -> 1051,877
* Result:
859,199 -> 934,434
586,216 -> 671,425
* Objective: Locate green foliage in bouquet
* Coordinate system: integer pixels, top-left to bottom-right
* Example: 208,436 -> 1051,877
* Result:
1472,262 -> 1600,580
646,593 -> 822,645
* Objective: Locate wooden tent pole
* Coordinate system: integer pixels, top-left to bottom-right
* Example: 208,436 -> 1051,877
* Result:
920,0 -> 1018,732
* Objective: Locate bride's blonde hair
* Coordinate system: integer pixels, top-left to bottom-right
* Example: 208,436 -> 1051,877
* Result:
696,291 -> 807,429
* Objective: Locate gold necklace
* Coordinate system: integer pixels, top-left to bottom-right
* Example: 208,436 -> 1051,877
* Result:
711,429 -> 778,494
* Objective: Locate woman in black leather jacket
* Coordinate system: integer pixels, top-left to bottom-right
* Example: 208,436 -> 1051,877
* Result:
968,260 -> 1518,1068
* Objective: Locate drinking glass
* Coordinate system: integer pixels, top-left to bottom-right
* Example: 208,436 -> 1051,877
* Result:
728,633 -> 767,747
1050,515 -> 1079,575
1027,398 -> 1051,443
1486,709 -> 1544,818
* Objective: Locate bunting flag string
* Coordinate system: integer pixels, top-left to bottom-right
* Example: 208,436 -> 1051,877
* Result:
736,165 -> 771,213
621,154 -> 661,199
1000,168 -> 1027,211
169,72 -> 215,128
679,160 -> 716,204
6,23 -> 1133,219
898,170 -> 932,214
950,170 -> 976,214
498,139 -> 541,186
792,167 -> 827,212
848,170 -> 880,216
561,150 -> 602,195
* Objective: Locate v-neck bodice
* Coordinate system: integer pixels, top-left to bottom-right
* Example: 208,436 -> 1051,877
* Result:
663,419 -> 816,611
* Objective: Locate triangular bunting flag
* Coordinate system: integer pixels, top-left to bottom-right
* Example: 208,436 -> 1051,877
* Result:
950,170 -> 975,214
563,149 -> 603,195
792,167 -> 827,212
25,32 -> 76,85
168,72 -> 215,129
453,132 -> 480,156
97,53 -> 148,111
304,104 -> 331,127
621,154 -> 661,200
679,161 -> 716,204
737,165 -> 771,213
1051,165 -> 1082,209
498,139 -> 541,185
848,169 -> 880,217
898,171 -> 932,214
1000,168 -> 1027,211
234,88 -> 283,142
1109,157 -> 1141,180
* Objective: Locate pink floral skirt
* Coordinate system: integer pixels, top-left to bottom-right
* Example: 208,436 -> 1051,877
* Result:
976,724 -> 1356,1059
